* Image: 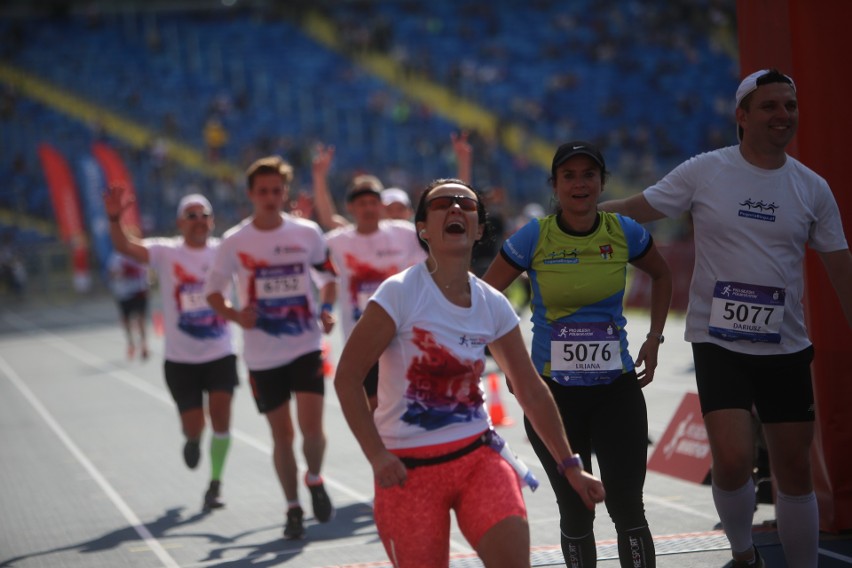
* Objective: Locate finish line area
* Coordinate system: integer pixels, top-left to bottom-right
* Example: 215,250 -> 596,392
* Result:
2,295 -> 850,567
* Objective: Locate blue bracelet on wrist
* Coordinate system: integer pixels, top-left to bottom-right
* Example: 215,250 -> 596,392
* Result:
321,303 -> 334,313
556,454 -> 584,476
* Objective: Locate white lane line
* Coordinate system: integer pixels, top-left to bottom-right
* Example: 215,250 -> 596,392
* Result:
0,354 -> 180,568
820,547 -> 852,563
644,493 -> 720,522
35,329 -> 476,556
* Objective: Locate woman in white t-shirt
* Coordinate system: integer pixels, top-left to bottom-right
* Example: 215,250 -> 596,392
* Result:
335,178 -> 605,567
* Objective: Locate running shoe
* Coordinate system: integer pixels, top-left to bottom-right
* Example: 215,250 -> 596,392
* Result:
283,506 -> 305,540
183,439 -> 200,469
730,546 -> 765,568
306,476 -> 334,523
203,480 -> 224,511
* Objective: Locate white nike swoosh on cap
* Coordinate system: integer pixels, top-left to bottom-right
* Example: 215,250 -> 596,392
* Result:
573,145 -> 584,149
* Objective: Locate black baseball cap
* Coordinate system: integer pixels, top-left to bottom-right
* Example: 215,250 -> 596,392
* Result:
551,141 -> 606,178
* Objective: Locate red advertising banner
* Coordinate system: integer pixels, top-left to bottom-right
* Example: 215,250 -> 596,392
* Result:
38,143 -> 86,243
37,143 -> 91,290
91,141 -> 142,234
647,392 -> 712,484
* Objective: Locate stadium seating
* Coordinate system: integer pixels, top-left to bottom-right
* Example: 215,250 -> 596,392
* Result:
0,3 -> 738,245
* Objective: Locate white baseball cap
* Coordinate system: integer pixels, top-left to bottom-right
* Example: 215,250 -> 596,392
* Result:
735,69 -> 796,108
735,69 -> 796,141
177,194 -> 212,217
381,188 -> 411,208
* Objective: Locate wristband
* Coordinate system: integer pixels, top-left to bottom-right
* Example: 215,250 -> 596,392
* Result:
556,454 -> 584,475
646,332 -> 665,343
321,303 -> 334,314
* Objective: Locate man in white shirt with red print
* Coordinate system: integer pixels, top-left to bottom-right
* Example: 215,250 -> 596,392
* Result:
204,155 -> 338,541
325,175 -> 426,409
104,189 -> 237,513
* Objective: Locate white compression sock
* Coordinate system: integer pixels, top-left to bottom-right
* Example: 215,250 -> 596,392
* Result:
712,478 -> 756,554
776,490 -> 818,568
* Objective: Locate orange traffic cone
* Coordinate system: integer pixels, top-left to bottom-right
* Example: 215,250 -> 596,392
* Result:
488,372 -> 514,426
152,310 -> 164,337
321,339 -> 334,379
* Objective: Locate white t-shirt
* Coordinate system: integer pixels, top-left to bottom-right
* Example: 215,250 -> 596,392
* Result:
204,214 -> 336,370
371,263 -> 519,449
145,237 -> 234,364
325,220 -> 426,338
108,252 -> 149,300
644,145 -> 848,354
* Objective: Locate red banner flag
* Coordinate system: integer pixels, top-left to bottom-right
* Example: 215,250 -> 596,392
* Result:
92,141 -> 142,234
37,143 -> 91,291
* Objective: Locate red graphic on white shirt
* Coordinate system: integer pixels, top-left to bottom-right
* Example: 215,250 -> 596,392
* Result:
400,327 -> 486,430
238,252 -> 268,306
344,252 -> 400,305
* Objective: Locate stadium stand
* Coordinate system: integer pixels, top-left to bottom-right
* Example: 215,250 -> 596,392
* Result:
0,1 -> 738,253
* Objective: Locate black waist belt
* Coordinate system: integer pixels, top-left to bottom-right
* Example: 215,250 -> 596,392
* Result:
399,430 -> 491,469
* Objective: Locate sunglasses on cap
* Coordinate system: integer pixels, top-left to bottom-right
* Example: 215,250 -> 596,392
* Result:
184,211 -> 211,220
426,195 -> 478,212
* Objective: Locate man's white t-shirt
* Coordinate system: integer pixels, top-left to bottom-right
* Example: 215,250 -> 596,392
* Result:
325,220 -> 426,338
145,237 -> 234,364
204,214 -> 336,371
644,145 -> 848,354
370,263 -> 519,449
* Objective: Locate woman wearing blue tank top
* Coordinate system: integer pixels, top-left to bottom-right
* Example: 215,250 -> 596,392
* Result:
484,142 -> 672,568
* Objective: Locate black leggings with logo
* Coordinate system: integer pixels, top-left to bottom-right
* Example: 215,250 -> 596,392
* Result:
525,371 -> 655,567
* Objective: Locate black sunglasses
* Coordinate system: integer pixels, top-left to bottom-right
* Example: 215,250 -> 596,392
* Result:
426,195 -> 478,212
184,212 -> 211,220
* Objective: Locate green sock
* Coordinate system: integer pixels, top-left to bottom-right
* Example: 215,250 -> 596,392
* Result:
209,432 -> 231,481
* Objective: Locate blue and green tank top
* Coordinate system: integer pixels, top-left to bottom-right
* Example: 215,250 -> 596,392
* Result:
501,212 -> 651,386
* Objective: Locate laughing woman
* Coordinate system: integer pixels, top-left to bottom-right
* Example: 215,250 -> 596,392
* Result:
335,178 -> 605,568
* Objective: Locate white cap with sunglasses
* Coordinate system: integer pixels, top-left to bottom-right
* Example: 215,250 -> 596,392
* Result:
177,194 -> 213,218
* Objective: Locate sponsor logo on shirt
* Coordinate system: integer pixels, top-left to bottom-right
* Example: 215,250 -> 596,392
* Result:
458,334 -> 488,347
376,248 -> 404,258
543,248 -> 579,265
738,198 -> 778,222
274,245 -> 307,254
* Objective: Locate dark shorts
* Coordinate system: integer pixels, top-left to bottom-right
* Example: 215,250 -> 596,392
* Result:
118,291 -> 148,318
248,350 -> 324,413
164,354 -> 239,413
692,342 -> 815,423
364,362 -> 379,397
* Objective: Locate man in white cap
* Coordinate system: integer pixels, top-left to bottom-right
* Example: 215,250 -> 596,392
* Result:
600,69 -> 852,568
103,188 -> 238,513
380,187 -> 413,221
